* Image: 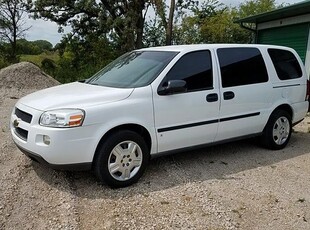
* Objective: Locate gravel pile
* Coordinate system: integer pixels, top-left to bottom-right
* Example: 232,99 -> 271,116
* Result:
0,62 -> 59,90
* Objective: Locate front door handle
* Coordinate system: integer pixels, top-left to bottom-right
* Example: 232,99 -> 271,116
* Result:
206,93 -> 218,102
223,91 -> 235,100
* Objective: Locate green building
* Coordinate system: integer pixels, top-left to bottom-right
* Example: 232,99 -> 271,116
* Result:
236,1 -> 310,75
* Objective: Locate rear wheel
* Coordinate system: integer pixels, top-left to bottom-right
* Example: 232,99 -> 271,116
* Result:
261,110 -> 292,150
93,130 -> 149,188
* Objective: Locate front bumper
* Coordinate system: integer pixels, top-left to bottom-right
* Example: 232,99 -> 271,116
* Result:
11,103 -> 97,169
16,144 -> 91,171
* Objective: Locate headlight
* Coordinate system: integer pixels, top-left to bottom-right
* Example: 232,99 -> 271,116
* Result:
40,109 -> 85,128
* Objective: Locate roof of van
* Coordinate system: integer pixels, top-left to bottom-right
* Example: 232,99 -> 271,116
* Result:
139,44 -> 291,52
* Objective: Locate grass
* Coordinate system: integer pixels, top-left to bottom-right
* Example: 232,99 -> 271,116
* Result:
20,52 -> 60,67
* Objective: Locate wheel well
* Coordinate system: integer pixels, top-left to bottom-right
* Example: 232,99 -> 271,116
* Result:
273,104 -> 293,119
93,124 -> 152,165
263,104 -> 293,132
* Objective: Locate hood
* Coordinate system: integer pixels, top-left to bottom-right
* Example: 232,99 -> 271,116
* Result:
19,82 -> 134,111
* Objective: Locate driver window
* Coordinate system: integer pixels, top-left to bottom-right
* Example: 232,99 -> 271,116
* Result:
164,50 -> 213,92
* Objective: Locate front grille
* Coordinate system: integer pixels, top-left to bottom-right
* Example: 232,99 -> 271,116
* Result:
15,108 -> 32,123
15,127 -> 28,141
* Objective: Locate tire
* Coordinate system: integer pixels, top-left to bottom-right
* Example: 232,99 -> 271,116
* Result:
93,130 -> 149,188
261,110 -> 292,150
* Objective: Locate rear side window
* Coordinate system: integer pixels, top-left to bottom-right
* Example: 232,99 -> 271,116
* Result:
268,49 -> 302,80
217,48 -> 268,88
164,50 -> 213,92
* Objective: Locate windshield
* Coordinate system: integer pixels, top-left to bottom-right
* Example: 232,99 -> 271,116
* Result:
86,51 -> 178,88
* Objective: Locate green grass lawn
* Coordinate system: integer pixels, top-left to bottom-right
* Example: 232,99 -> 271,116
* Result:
20,52 -> 60,67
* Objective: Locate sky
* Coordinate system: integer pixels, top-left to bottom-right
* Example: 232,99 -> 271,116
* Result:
25,0 -> 302,46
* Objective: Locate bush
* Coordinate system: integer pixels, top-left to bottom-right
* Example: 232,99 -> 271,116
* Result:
41,58 -> 56,75
53,62 -> 102,83
0,57 -> 9,69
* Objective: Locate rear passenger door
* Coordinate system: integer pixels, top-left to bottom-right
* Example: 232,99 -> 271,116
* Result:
215,47 -> 272,141
153,50 -> 220,153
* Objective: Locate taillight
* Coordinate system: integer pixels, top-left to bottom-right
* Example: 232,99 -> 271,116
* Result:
307,80 -> 310,101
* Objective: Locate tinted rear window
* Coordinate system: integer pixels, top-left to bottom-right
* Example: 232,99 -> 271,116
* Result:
217,48 -> 268,88
268,49 -> 302,80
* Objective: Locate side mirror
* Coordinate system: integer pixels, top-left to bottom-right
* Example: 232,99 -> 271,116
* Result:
158,80 -> 187,95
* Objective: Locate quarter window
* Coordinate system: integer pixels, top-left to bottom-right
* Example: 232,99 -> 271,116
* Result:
217,48 -> 268,88
268,49 -> 302,80
163,50 -> 213,92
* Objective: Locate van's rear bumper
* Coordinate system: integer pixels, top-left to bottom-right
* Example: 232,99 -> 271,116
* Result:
291,101 -> 309,124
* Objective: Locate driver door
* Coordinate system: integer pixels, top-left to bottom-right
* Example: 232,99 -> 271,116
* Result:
152,50 -> 220,153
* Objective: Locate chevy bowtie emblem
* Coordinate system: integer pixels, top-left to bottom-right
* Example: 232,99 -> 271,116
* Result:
13,119 -> 19,128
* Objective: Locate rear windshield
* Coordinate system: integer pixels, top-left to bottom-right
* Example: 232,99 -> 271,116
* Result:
86,51 -> 178,88
268,49 -> 302,80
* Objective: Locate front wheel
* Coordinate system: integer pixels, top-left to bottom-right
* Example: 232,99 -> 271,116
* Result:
261,110 -> 292,150
93,130 -> 149,188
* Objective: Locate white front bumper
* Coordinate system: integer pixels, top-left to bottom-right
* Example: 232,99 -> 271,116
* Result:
11,103 -> 97,166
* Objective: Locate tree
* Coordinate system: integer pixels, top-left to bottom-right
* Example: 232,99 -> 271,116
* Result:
174,0 -> 279,45
16,39 -> 53,55
28,0 -> 149,52
16,38 -> 39,54
199,8 -> 251,44
173,16 -> 203,44
32,40 -> 53,51
151,0 -> 200,45
152,0 -> 176,45
238,0 -> 277,18
234,0 -> 279,42
173,0 -> 226,44
27,0 -> 153,83
0,0 -> 30,62
143,16 -> 166,47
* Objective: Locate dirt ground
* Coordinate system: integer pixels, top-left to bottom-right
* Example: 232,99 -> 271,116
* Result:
1,63 -> 310,230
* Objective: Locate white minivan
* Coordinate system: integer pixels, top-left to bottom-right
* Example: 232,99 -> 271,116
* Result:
11,44 -> 309,187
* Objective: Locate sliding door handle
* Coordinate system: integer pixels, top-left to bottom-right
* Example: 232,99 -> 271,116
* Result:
223,91 -> 235,100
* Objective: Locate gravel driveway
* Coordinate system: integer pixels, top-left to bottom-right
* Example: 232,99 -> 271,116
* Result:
1,63 -> 310,230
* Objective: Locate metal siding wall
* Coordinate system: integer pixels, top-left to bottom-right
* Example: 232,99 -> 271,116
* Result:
257,23 -> 310,62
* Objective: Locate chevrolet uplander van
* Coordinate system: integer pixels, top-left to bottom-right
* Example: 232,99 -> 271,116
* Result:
11,44 -> 310,187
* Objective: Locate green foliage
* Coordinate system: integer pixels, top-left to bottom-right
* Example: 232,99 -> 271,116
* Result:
238,0 -> 277,18
173,0 -> 224,44
28,0 -> 147,52
49,35 -> 119,83
20,48 -> 110,84
199,8 -> 252,43
151,0 -> 201,45
0,0 -> 30,63
1,0 -> 282,82
17,39 -> 53,55
0,56 -> 9,69
20,52 -> 59,66
53,58 -> 102,83
32,40 -> 53,51
143,17 -> 166,47
174,16 -> 203,44
41,58 -> 56,75
0,42 -> 16,65
174,0 -> 279,44
17,39 -> 40,55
